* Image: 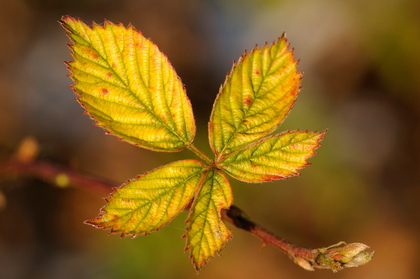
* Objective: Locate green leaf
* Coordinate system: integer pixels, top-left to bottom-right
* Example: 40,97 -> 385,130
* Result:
185,169 -> 233,270
61,16 -> 195,152
209,36 -> 301,157
219,130 -> 326,182
87,160 -> 205,236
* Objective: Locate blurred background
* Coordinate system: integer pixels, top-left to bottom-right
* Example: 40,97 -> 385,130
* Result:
0,0 -> 419,278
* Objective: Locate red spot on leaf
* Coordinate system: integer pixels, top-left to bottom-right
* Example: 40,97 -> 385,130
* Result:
254,69 -> 260,75
102,88 -> 109,95
244,96 -> 252,106
106,72 -> 112,79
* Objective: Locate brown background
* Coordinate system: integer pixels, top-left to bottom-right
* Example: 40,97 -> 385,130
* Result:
0,0 -> 419,278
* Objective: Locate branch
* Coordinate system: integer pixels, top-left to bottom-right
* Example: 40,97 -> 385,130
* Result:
222,205 -> 373,271
0,138 -> 374,272
0,138 -> 112,195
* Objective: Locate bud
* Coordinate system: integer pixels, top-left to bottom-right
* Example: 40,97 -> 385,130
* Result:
315,241 -> 374,272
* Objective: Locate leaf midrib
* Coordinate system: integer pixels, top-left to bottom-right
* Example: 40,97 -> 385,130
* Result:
222,133 -> 317,165
217,47 -> 284,156
73,23 -> 188,145
113,168 -> 204,232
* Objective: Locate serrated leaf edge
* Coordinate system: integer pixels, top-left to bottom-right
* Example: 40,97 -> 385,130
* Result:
60,16 -> 196,152
209,35 -> 302,157
218,129 -> 327,183
84,159 -> 205,238
183,169 -> 233,270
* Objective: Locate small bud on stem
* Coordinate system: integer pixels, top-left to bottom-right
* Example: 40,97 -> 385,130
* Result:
315,242 -> 374,271
223,205 -> 374,272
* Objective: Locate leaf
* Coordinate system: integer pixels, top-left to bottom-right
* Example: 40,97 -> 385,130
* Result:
219,130 -> 326,182
61,16 -> 330,272
87,160 -> 205,236
185,169 -> 233,270
61,16 -> 195,152
209,36 -> 301,157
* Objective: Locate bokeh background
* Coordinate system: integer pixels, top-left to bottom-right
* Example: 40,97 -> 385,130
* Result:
0,0 -> 419,278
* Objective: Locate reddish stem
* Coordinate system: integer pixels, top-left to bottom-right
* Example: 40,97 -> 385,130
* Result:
0,155 -> 373,271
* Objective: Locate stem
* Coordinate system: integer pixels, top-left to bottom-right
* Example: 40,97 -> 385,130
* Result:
222,205 -> 317,270
0,158 -> 112,195
223,205 -> 314,258
221,206 -> 374,271
0,139 -> 373,272
186,143 -> 213,165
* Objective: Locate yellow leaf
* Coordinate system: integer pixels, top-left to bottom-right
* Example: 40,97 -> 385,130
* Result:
209,36 -> 301,157
220,130 -> 326,182
185,169 -> 233,270
61,16 -> 195,152
87,160 -> 205,236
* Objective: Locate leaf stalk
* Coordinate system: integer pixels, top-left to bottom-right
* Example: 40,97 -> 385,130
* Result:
186,143 -> 213,165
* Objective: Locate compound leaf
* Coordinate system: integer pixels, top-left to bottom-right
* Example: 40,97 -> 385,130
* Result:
185,169 -> 233,270
61,16 -> 330,272
61,16 -> 195,152
87,160 -> 205,236
209,36 -> 301,157
220,130 -> 326,182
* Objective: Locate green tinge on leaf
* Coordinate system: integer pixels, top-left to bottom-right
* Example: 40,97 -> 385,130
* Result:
87,160 -> 205,236
186,169 -> 233,270
61,16 -> 195,152
209,36 -> 301,157
219,130 -> 326,182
